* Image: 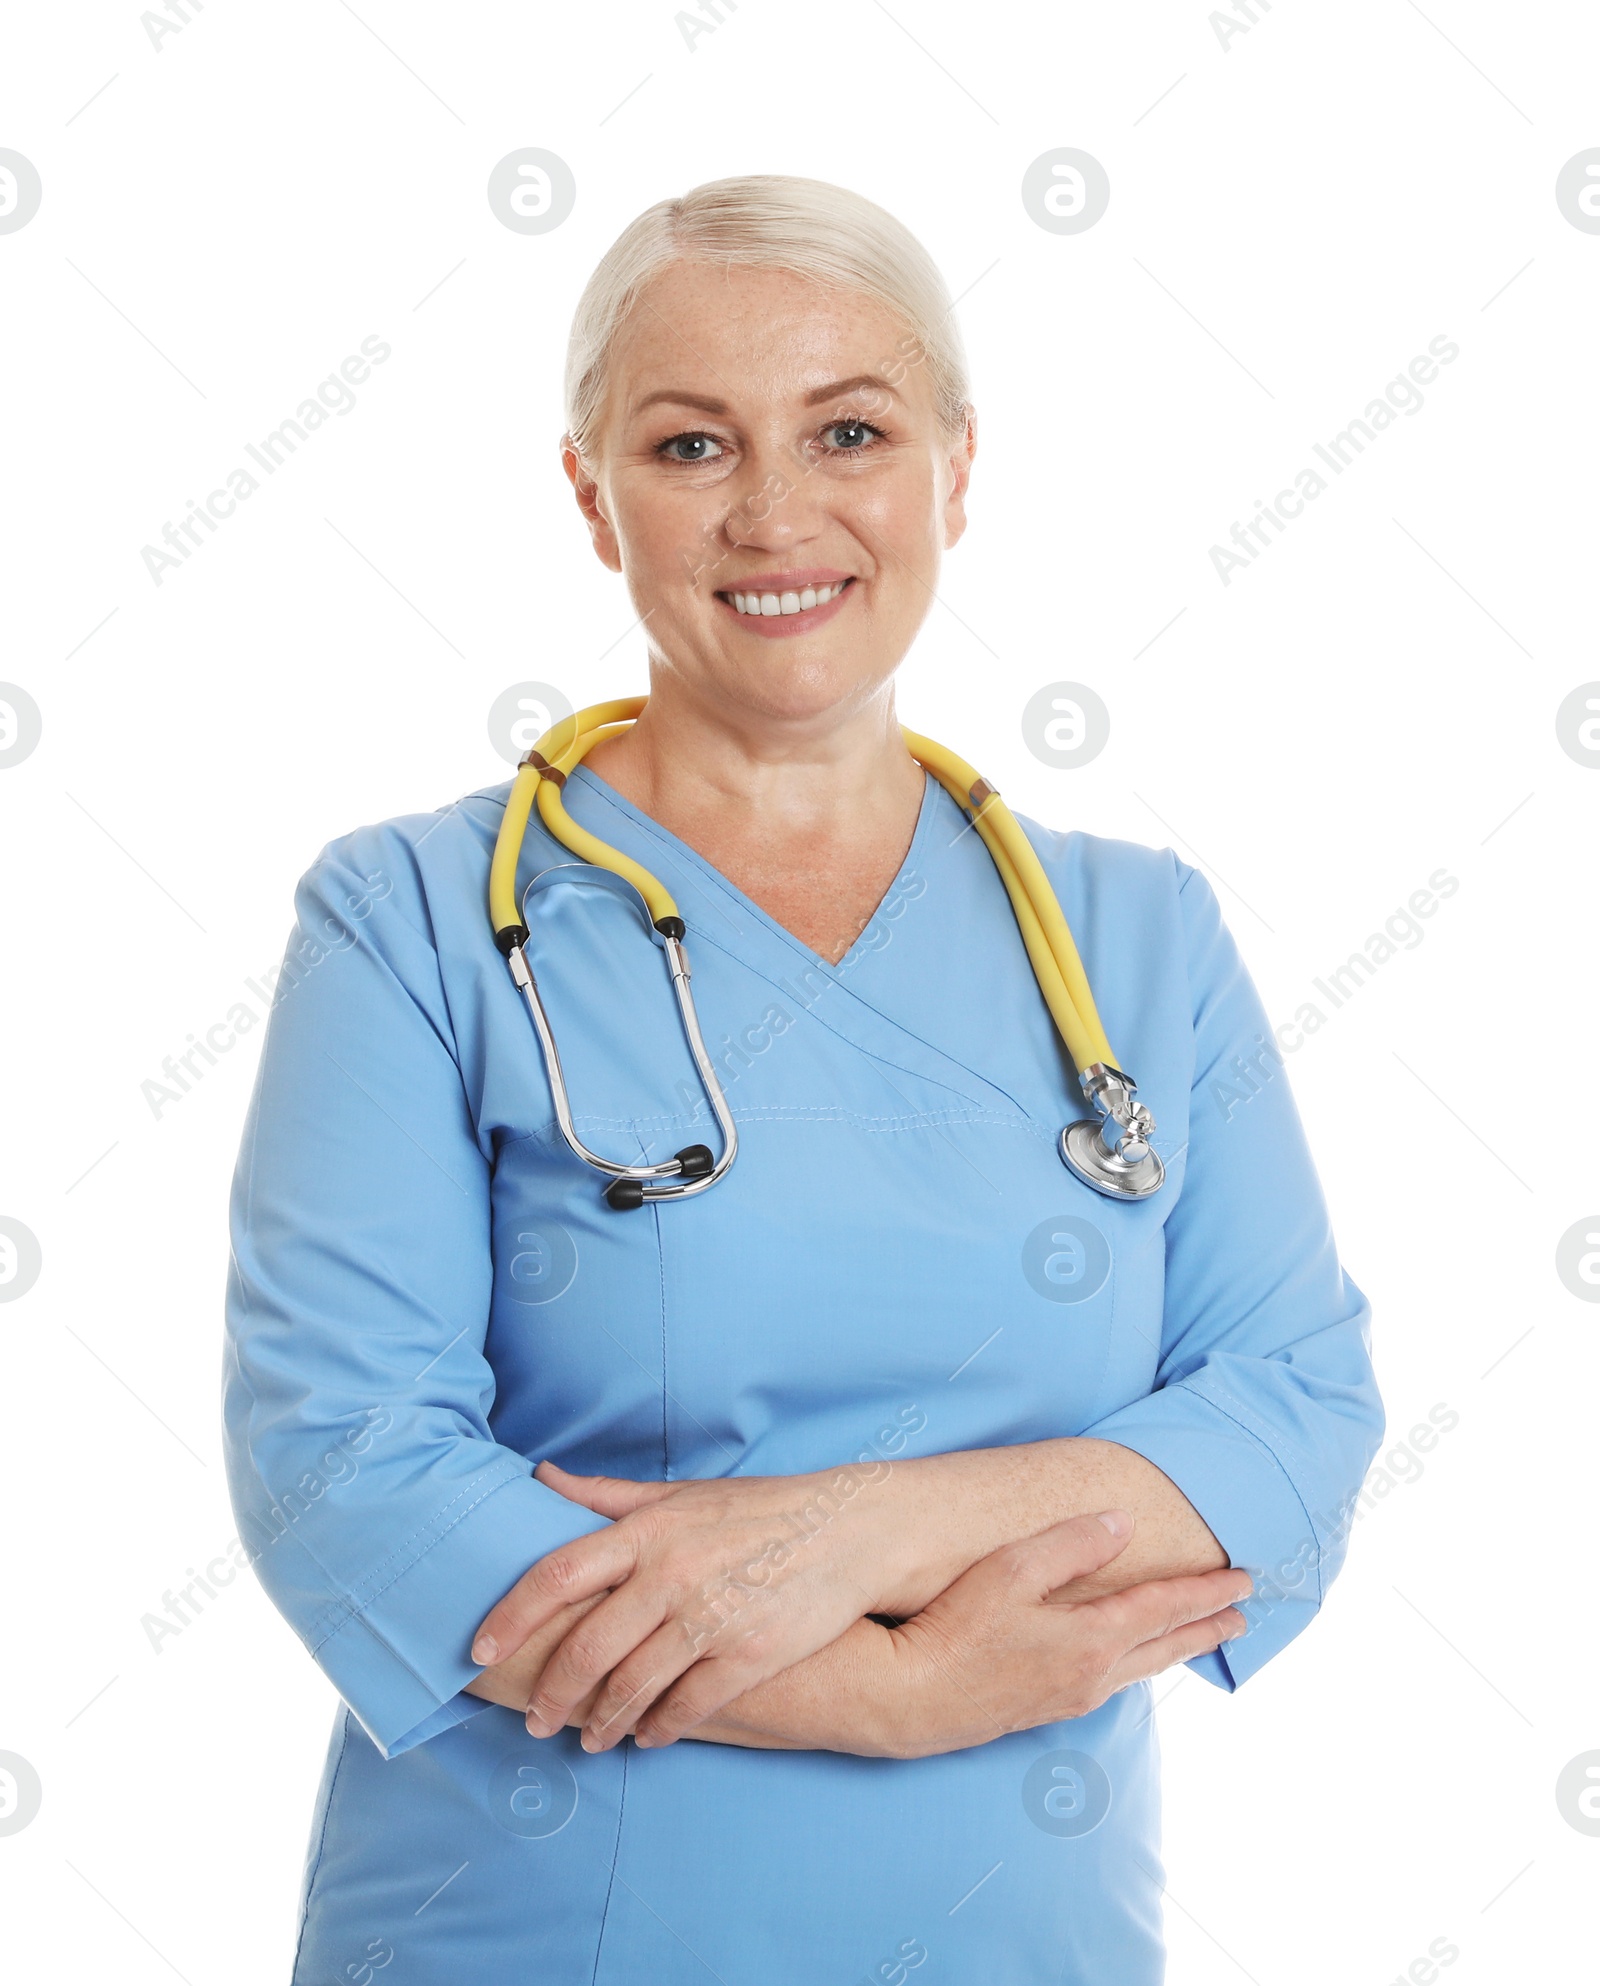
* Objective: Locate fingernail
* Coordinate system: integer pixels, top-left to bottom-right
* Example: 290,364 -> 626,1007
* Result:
472,1634 -> 498,1665
580,1730 -> 601,1753
634,1732 -> 655,1749
1094,1509 -> 1131,1537
525,1710 -> 552,1737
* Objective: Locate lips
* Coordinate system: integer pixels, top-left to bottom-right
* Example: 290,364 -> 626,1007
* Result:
722,578 -> 852,618
713,576 -> 857,638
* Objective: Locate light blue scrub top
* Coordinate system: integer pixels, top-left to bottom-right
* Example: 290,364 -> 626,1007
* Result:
223,765 -> 1383,1985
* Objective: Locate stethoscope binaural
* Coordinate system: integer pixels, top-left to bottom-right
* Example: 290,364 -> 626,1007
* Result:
488,697 -> 1165,1210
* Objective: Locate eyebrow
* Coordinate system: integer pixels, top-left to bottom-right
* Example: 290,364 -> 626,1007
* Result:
628,374 -> 902,418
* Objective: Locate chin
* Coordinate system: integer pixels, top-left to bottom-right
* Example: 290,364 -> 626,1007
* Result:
721,651 -> 898,724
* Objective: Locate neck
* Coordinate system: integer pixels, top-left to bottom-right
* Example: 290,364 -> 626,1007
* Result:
582,674 -> 926,845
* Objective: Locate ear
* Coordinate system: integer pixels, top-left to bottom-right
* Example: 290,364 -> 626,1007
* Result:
562,437 -> 623,574
941,405 -> 978,552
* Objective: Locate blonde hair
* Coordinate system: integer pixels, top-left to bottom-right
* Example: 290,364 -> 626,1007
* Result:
563,173 -> 972,460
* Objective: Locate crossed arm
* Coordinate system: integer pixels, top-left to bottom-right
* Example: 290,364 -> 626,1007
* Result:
463,1435 -> 1252,1759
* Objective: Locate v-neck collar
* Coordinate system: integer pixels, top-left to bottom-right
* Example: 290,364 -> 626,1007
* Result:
555,764 -> 1042,1127
565,760 -> 945,974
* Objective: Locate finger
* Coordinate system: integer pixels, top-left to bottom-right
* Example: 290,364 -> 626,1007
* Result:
630,1647 -> 757,1751
578,1616 -> 711,1750
965,1510 -> 1136,1604
471,1530 -> 644,1666
1086,1567 -> 1254,1650
1101,1606 -> 1248,1694
584,1575 -> 781,1749
521,1583 -> 674,1736
535,1459 -> 687,1518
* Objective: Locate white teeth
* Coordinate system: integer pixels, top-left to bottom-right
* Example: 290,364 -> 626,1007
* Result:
729,580 -> 848,617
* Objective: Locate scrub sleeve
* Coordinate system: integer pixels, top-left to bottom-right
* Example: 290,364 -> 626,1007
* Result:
222,832 -> 613,1758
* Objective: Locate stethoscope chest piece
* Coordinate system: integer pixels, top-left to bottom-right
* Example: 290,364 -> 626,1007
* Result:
1059,1064 -> 1167,1201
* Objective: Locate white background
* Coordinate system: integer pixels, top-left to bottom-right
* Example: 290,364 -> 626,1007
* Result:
2,1 -> 1598,1980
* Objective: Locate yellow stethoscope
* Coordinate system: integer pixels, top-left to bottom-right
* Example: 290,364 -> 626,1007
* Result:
489,697 -> 1164,1209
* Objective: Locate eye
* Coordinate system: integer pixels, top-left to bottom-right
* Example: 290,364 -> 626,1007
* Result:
656,431 -> 725,463
818,418 -> 888,457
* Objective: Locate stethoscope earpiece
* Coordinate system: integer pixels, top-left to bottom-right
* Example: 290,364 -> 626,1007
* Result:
603,1145 -> 713,1212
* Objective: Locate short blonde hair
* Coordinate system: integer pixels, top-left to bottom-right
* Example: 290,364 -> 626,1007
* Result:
563,173 -> 972,460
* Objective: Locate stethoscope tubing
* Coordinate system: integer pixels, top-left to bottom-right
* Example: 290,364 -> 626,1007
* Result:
490,699 -> 1164,1205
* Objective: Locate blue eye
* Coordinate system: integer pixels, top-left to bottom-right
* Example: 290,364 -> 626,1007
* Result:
821,419 -> 887,455
657,432 -> 724,462
655,419 -> 889,464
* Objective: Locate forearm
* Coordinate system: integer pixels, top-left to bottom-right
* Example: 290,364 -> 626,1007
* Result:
646,1446 -> 1233,1755
466,1594 -> 899,1754
698,1470 -> 1240,1759
464,1438 -> 1226,1758
683,1618 -> 903,1753
872,1436 -> 1226,1614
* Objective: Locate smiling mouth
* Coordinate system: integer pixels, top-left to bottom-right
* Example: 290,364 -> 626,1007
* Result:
715,577 -> 856,619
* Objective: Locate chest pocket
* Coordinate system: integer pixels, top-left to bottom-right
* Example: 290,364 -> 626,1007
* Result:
640,1103 -> 1165,1475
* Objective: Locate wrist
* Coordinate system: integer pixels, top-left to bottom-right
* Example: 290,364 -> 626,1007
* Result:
874,1624 -> 939,1760
859,1448 -> 1024,1616
691,1619 -> 907,1756
829,1619 -> 914,1758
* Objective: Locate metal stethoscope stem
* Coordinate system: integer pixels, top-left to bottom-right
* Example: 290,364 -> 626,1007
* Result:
501,868 -> 739,1210
489,700 -> 1165,1209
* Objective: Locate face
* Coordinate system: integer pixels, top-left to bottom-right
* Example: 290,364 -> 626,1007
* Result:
564,258 -> 976,730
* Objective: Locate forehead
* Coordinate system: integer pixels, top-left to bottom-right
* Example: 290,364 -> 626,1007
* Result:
610,258 -> 921,416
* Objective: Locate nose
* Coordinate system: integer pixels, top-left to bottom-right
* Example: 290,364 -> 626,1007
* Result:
719,433 -> 828,560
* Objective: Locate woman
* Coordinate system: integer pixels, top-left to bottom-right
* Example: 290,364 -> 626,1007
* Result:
223,175 -> 1383,1984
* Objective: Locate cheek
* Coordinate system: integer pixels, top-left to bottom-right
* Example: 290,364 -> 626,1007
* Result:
617,514 -> 723,614
611,465 -> 726,559
853,470 -> 940,579
853,475 -> 945,615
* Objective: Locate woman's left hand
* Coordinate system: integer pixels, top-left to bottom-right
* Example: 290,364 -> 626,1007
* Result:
472,1456 -> 945,1751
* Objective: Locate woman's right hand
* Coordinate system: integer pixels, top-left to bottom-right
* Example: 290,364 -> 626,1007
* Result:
877,1509 -> 1253,1759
